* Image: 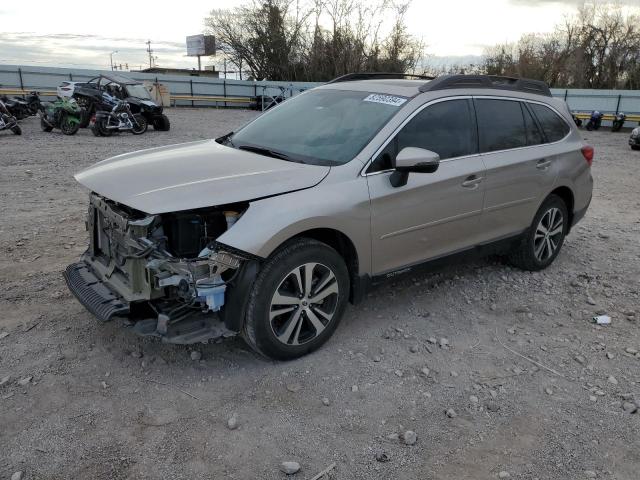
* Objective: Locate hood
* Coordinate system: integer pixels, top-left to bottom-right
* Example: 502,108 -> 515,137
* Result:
75,140 -> 330,214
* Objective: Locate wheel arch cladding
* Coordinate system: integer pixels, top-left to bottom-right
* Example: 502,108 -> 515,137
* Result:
549,186 -> 574,229
290,228 -> 361,304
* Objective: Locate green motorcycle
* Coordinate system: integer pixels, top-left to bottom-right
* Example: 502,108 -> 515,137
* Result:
40,97 -> 82,135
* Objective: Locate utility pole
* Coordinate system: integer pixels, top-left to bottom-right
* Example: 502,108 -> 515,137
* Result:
110,51 -> 118,71
146,40 -> 153,69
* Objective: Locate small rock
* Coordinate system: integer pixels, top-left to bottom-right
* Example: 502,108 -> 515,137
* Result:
490,303 -> 497,311
0,375 -> 10,386
450,371 -> 458,377
18,376 -> 33,386
375,450 -> 390,462
427,337 -> 437,344
607,375 -> 618,385
420,367 -> 430,377
287,382 -> 302,393
469,395 -> 479,403
498,472 -> 511,479
373,355 -> 382,362
507,328 -> 516,335
394,370 -> 403,377
11,472 -> 24,480
280,461 -> 301,475
622,402 -> 638,414
131,351 -> 142,359
0,332 -> 9,340
439,338 -> 450,348
227,414 -> 238,430
351,385 -> 358,393
606,352 -> 614,360
587,297 -> 597,306
594,389 -> 606,396
101,381 -> 108,389
409,345 -> 419,353
190,351 -> 202,361
625,347 -> 638,354
486,402 -> 500,412
589,395 -> 597,402
402,430 -> 417,445
545,387 -> 553,395
584,471 -> 597,479
321,397 -> 330,406
574,355 -> 586,365
445,408 -> 457,418
386,433 -> 399,441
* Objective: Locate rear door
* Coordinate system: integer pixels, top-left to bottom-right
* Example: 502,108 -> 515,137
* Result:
366,98 -> 487,275
474,98 -> 558,240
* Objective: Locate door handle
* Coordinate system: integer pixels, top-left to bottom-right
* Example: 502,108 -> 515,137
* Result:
536,159 -> 552,169
461,175 -> 483,188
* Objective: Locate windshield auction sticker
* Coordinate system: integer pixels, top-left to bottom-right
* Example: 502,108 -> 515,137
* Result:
364,94 -> 407,107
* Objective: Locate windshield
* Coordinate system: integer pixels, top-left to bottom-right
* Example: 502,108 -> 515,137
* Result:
230,89 -> 406,166
125,84 -> 152,100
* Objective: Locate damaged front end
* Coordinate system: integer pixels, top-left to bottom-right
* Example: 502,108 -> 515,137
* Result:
64,193 -> 256,343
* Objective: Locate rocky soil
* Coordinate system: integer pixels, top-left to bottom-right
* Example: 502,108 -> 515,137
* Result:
0,109 -> 638,479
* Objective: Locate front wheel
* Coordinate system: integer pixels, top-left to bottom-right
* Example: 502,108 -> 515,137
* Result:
60,113 -> 80,135
243,238 -> 350,360
508,194 -> 568,271
40,117 -> 53,132
131,114 -> 148,135
152,114 -> 171,131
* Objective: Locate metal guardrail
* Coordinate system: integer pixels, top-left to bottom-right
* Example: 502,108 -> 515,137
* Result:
573,112 -> 640,122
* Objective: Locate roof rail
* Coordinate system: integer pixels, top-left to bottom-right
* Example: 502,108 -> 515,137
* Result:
327,72 -> 436,84
419,75 -> 552,97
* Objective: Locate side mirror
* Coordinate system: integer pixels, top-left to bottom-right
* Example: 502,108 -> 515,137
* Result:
390,147 -> 440,187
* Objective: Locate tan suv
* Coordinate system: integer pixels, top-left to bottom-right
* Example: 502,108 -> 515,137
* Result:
65,74 -> 593,359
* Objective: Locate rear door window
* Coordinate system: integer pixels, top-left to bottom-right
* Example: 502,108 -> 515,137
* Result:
475,99 -> 527,153
529,103 -> 571,143
368,99 -> 477,172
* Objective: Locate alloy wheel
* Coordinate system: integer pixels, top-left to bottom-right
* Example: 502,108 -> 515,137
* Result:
269,262 -> 339,346
534,207 -> 564,261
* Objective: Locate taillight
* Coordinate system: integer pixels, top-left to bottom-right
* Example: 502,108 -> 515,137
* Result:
581,146 -> 594,167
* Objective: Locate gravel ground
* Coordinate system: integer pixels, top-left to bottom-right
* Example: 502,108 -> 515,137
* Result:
0,108 -> 639,480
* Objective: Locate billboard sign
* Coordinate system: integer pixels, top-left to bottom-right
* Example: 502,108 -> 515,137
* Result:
186,34 -> 215,56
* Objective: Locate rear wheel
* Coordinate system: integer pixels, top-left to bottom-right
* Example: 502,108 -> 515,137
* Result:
243,238 -> 350,360
508,194 -> 568,271
631,145 -> 640,151
92,118 -> 112,137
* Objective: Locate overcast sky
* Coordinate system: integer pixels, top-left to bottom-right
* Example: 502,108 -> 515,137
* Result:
0,1 -> 633,72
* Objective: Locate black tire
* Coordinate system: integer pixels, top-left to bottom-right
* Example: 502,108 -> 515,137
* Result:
631,145 -> 640,151
508,194 -> 569,271
152,114 -> 170,131
11,124 -> 21,135
60,113 -> 80,135
92,118 -> 112,137
243,238 -> 350,360
40,117 -> 53,132
131,114 -> 148,135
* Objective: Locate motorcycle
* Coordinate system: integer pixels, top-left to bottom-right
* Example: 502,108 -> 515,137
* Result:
91,94 -> 147,136
40,97 -> 82,135
0,98 -> 21,135
0,94 -> 29,120
24,91 -> 42,116
612,112 -> 626,132
572,114 -> 583,128
586,111 -> 603,131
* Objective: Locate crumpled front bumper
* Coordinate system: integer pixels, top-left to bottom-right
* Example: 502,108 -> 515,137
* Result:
63,262 -> 129,322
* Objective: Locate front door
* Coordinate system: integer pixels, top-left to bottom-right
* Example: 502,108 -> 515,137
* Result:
366,98 -> 486,275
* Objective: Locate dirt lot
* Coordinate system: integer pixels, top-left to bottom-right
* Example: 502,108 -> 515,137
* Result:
0,109 -> 639,480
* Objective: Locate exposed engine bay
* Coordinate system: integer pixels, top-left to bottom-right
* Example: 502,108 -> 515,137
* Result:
65,193 -> 253,343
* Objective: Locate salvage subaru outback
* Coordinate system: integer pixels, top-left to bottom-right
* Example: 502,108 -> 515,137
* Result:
65,74 -> 593,359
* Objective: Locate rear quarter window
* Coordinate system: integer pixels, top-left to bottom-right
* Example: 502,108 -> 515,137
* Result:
529,103 -> 571,143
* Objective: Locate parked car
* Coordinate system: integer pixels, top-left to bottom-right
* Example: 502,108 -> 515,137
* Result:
57,81 -> 83,98
64,73 -> 593,359
72,74 -> 170,130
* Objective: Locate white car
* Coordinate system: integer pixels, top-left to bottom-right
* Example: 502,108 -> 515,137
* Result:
57,81 -> 83,98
